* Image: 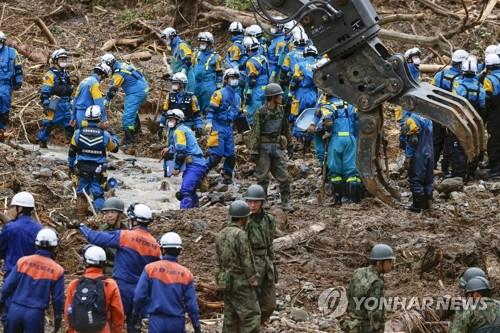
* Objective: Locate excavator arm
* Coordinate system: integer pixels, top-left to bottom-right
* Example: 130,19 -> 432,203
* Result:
255,0 -> 484,204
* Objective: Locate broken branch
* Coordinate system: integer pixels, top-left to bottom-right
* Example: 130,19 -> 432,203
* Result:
273,223 -> 326,252
379,13 -> 425,25
33,17 -> 58,46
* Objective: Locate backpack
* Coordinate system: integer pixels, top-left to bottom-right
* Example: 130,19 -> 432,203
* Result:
68,277 -> 107,333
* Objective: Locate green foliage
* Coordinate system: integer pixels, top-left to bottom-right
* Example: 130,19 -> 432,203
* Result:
224,0 -> 251,11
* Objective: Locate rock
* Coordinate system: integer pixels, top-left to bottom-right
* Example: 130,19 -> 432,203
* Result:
37,167 -> 53,178
485,181 -> 500,194
160,181 -> 170,191
190,219 -> 209,232
437,177 -> 463,194
289,308 -> 309,322
209,192 -> 225,204
53,169 -> 68,181
299,164 -> 310,176
450,191 -> 467,203
214,183 -> 228,192
107,159 -> 126,170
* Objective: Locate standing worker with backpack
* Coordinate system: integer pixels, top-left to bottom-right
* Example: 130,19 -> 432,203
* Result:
133,232 -> 201,333
65,245 -> 124,333
0,228 -> 64,333
77,203 -> 160,333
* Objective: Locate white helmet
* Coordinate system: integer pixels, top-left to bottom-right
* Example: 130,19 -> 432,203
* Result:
461,58 -> 478,74
304,45 -> 318,57
485,53 -> 500,67
198,32 -> 214,44
292,27 -> 309,45
0,31 -> 5,41
172,72 -> 188,84
229,21 -> 244,33
273,16 -> 285,32
452,49 -> 469,63
84,245 -> 107,266
127,203 -> 153,223
162,27 -> 177,40
283,20 -> 297,32
243,36 -> 260,51
159,232 -> 182,249
485,45 -> 497,57
404,47 -> 421,60
246,24 -> 263,38
51,48 -> 68,62
85,105 -> 102,121
166,108 -> 185,121
223,68 -> 240,80
101,53 -> 116,66
94,62 -> 111,77
35,228 -> 58,247
11,192 -> 35,208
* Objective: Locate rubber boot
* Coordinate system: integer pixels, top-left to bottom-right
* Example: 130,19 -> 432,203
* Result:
222,173 -> 233,185
424,194 -> 433,210
334,193 -> 342,206
408,193 -> 424,213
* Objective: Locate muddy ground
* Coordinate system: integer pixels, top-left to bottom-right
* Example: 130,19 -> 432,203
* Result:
0,0 -> 499,332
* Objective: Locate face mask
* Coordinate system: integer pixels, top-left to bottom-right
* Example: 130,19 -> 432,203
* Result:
167,120 -> 176,128
200,43 -> 207,50
270,28 -> 277,34
59,62 -> 68,68
229,79 -> 239,87
412,57 -> 421,66
172,84 -> 179,91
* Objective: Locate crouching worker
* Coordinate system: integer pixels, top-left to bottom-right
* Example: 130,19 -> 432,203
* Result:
65,245 -> 125,333
401,111 -> 434,212
163,109 -> 207,209
68,105 -> 119,215
134,232 -> 201,333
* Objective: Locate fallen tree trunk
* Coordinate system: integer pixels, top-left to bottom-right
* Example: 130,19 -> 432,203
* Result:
273,222 -> 326,252
8,40 -> 47,63
122,51 -> 151,61
379,13 -> 425,25
419,64 -> 449,73
100,37 -> 146,51
33,17 -> 58,45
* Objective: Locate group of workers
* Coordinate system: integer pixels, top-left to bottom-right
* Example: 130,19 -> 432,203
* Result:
0,182 -> 278,333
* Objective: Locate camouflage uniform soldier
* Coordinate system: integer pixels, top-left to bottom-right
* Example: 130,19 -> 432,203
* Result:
250,83 -> 293,211
341,244 -> 395,333
449,277 -> 500,333
99,197 -> 127,275
244,184 -> 277,324
215,200 -> 261,333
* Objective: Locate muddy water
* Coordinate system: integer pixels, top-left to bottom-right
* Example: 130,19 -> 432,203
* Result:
21,144 -> 180,212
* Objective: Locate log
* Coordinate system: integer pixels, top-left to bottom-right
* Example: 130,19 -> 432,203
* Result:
33,17 -> 58,45
122,51 -> 151,61
273,222 -> 326,252
7,40 -> 48,63
100,37 -> 146,51
379,13 -> 425,25
419,64 -> 449,73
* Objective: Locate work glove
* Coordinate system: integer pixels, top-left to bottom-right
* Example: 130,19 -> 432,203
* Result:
250,152 -> 260,164
287,146 -> 294,159
204,123 -> 212,134
53,318 -> 62,333
306,124 -> 316,134
68,167 -> 75,176
195,127 -> 203,138
245,93 -> 252,106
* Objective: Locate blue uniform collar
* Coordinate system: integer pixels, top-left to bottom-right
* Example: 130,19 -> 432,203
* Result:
9,214 -> 35,224
35,249 -> 54,258
231,35 -> 243,43
171,36 -> 181,48
162,254 -> 178,262
91,73 -> 100,80
85,121 -> 100,128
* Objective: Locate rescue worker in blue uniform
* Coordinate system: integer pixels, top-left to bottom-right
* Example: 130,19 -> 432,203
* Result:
431,49 -> 469,173
267,18 -> 287,83
325,101 -> 361,205
401,111 -> 434,212
404,47 -> 421,81
246,24 -> 268,56
68,105 -> 119,212
134,232 -> 201,333
205,68 -> 243,184
280,28 -> 309,107
244,36 -> 270,125
164,109 -> 208,209
452,58 -> 486,180
483,53 -> 500,179
158,72 -> 202,138
161,27 -> 195,93
77,203 -> 161,333
71,63 -> 110,128
37,49 -> 74,148
311,94 -> 342,166
102,53 -> 149,146
226,21 -> 247,70
0,228 -> 64,333
0,31 -> 23,141
290,45 -> 319,151
193,32 -> 223,114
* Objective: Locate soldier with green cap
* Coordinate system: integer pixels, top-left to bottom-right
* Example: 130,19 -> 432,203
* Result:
244,184 -> 277,324
449,276 -> 500,333
341,243 -> 395,333
215,200 -> 261,333
250,83 -> 293,211
99,197 -> 126,275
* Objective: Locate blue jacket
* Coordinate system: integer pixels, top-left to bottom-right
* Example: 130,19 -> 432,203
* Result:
79,225 -> 161,284
401,112 -> 433,158
193,49 -> 223,84
108,61 -> 149,96
170,124 -> 206,169
329,103 -> 358,137
170,36 -> 193,74
268,35 -> 287,72
453,76 -> 486,111
206,85 -> 241,125
0,250 -> 64,320
432,65 -> 461,91
72,73 -> 107,121
133,255 -> 200,328
245,53 -> 270,88
281,46 -> 306,76
407,63 -> 420,81
0,46 -> 23,87
160,91 -> 201,128
40,67 -> 73,107
225,35 -> 247,70
68,122 -> 119,167
314,96 -> 347,131
0,215 -> 42,274
290,56 -> 317,91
